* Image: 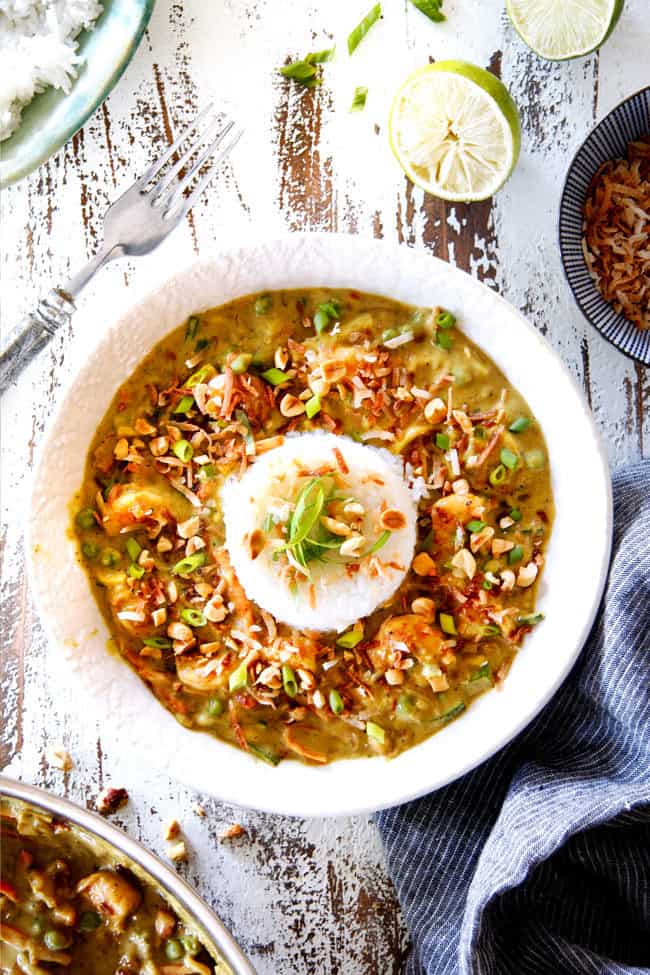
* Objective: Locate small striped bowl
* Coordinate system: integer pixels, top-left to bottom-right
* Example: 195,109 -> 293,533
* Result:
558,86 -> 650,365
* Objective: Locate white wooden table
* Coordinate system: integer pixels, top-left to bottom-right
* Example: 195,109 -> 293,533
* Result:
1,2 -> 648,972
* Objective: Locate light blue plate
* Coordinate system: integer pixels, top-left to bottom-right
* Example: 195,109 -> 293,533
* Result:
0,0 -> 155,188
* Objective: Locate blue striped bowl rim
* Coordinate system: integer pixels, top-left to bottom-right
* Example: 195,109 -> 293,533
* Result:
558,86 -> 650,366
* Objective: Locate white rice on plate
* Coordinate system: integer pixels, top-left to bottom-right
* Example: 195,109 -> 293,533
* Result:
222,432 -> 418,633
0,0 -> 103,142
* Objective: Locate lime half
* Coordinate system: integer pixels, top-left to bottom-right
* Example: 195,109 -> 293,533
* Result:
389,62 -> 521,202
506,0 -> 624,60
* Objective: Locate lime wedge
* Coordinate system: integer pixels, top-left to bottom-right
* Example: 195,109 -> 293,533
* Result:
506,0 -> 624,60
389,62 -> 521,202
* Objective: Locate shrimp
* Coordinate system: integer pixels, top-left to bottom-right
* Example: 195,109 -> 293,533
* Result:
175,654 -> 226,693
370,614 -> 445,670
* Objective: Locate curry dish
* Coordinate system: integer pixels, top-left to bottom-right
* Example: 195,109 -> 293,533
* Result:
73,290 -> 553,765
0,798 -> 227,974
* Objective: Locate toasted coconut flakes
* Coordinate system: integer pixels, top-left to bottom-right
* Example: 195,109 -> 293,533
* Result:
220,824 -> 248,842
582,137 -> 650,330
47,745 -> 74,772
169,479 -> 202,507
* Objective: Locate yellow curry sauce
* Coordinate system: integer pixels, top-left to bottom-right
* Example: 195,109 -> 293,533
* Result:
0,799 -> 226,974
72,290 -> 553,765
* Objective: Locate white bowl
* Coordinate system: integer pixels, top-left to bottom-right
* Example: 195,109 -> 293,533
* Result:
29,234 -> 612,817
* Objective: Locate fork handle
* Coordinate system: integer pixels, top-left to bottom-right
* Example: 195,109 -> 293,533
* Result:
0,289 -> 76,395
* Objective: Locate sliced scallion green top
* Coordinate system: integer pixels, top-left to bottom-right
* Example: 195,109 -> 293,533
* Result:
408,0 -> 445,21
350,86 -> 368,112
348,3 -> 382,55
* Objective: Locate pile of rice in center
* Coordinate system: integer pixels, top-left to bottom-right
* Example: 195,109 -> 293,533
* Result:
0,0 -> 104,142
222,432 -> 418,633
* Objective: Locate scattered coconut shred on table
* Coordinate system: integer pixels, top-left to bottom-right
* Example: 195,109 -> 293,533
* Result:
582,137 -> 650,330
0,0 -> 104,142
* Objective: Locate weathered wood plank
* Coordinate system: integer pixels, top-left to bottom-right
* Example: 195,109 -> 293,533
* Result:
1,2 -> 647,973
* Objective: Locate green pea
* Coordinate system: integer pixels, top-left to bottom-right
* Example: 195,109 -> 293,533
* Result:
165,938 -> 184,961
44,930 -> 70,951
254,294 -> 272,316
313,309 -> 330,334
100,548 -> 120,567
81,542 -> 99,559
524,448 -> 545,470
30,918 -> 45,936
205,697 -> 224,718
381,327 -> 398,342
78,910 -> 101,932
231,353 -> 252,374
76,508 -> 96,529
180,934 -> 201,956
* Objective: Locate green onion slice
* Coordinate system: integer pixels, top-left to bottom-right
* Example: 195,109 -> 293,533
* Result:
329,689 -> 344,714
436,329 -> 453,350
336,627 -> 364,648
172,551 -> 207,576
517,612 -> 544,627
435,309 -> 455,328
126,537 -> 141,562
254,294 -> 272,315
509,416 -> 531,433
261,367 -> 289,386
348,3 -> 382,54
173,439 -> 193,463
439,612 -> 457,635
128,564 -> 145,579
185,316 -> 199,341
305,394 -> 322,419
436,432 -> 450,450
366,720 -> 385,743
143,637 -> 172,650
282,665 -> 298,697
350,86 -> 368,112
409,0 -> 445,20
173,395 -> 194,415
229,660 -> 248,693
500,448 -> 519,471
235,410 -> 256,457
248,743 -> 281,766
366,530 -> 391,555
180,608 -> 206,627
467,520 -> 486,534
489,464 -> 507,486
508,545 -> 524,565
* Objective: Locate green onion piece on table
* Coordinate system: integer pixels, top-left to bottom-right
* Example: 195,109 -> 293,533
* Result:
279,61 -> 320,86
172,551 -> 206,576
348,3 -> 382,54
229,661 -> 248,693
408,0 -> 445,21
350,86 -> 368,111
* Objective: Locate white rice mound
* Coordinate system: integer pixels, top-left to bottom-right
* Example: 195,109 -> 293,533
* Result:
222,432 -> 418,633
0,0 -> 103,142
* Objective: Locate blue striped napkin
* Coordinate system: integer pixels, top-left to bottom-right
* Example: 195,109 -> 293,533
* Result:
377,463 -> 650,975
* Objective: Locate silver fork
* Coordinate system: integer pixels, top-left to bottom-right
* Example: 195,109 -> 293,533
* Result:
0,106 -> 243,393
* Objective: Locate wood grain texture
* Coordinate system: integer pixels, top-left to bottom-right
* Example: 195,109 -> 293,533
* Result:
1,1 -> 648,972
